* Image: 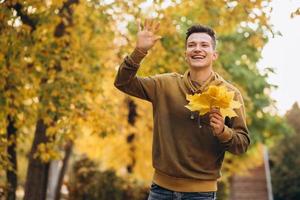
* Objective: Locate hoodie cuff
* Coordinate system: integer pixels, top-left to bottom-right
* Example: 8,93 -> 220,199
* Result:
216,125 -> 233,143
128,48 -> 147,65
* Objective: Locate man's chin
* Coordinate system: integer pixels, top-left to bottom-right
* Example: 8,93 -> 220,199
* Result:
189,64 -> 209,69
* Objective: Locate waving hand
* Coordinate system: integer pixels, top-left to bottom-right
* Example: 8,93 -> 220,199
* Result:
136,19 -> 162,53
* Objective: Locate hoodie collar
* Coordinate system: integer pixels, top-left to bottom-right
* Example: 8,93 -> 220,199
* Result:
183,69 -> 223,94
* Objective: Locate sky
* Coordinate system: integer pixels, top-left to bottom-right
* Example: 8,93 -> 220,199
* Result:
258,0 -> 300,115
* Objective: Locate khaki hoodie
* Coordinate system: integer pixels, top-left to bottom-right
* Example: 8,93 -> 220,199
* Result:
114,48 -> 250,192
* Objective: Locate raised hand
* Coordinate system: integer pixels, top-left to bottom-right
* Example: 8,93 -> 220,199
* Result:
136,19 -> 162,53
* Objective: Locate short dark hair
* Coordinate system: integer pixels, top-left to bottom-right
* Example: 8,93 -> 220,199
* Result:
185,24 -> 217,49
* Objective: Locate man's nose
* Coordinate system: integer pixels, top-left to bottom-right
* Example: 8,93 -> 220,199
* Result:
193,45 -> 202,52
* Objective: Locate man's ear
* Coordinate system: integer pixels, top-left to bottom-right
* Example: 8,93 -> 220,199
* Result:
212,51 -> 218,61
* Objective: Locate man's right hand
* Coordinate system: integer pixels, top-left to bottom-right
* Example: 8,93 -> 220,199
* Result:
136,19 -> 162,53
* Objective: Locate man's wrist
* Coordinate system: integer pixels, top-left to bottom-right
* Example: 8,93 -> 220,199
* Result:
135,47 -> 148,55
216,126 -> 233,143
129,47 -> 148,65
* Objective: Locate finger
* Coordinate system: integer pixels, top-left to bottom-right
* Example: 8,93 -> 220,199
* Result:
210,121 -> 223,131
210,122 -> 224,135
209,112 -> 223,120
210,116 -> 224,126
210,115 -> 224,126
210,107 -> 220,114
145,19 -> 151,31
154,35 -> 162,41
210,108 -> 221,116
209,115 -> 221,123
144,19 -> 149,30
210,121 -> 219,135
153,22 -> 160,33
210,111 -> 223,119
210,113 -> 223,121
210,120 -> 216,126
137,18 -> 142,32
210,121 -> 219,128
210,117 -> 222,126
148,19 -> 153,31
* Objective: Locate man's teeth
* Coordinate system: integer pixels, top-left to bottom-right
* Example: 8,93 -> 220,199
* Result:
192,55 -> 205,59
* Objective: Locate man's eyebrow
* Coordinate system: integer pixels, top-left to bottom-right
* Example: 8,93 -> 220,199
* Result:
187,41 -> 210,44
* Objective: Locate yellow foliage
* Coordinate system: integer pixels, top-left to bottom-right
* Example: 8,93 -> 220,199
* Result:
186,85 -> 241,118
34,142 -> 61,163
74,77 -> 154,184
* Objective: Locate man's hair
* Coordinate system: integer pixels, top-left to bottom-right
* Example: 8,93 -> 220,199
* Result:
185,24 -> 217,49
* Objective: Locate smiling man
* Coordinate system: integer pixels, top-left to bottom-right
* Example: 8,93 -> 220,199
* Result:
114,20 -> 250,200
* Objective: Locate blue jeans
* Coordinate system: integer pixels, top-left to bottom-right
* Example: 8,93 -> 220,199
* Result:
148,183 -> 217,200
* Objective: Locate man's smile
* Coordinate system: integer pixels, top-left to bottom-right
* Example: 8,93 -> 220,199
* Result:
191,55 -> 206,60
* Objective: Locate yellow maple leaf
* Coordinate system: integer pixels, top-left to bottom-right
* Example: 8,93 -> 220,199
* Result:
185,85 -> 241,118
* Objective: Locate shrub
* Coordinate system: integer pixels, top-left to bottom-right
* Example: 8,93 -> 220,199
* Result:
67,157 -> 149,200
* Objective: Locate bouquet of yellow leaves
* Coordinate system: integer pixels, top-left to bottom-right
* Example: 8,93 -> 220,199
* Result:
185,85 -> 242,118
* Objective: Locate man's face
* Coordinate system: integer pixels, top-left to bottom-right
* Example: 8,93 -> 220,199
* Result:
185,33 -> 218,70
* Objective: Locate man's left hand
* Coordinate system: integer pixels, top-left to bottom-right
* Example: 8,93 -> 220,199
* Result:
209,107 -> 225,136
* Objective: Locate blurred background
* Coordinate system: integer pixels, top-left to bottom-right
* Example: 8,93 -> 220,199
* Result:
0,0 -> 299,200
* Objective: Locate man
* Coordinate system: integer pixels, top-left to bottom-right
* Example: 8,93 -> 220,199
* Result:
114,19 -> 250,200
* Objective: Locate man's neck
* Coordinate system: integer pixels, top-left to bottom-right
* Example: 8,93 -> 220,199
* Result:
189,67 -> 213,85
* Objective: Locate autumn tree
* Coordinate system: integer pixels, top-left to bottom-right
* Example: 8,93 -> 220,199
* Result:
1,1 -> 39,198
1,0 -> 118,199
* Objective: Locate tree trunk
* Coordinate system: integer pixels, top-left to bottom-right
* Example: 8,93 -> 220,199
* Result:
126,98 -> 137,173
24,119 -> 50,200
21,0 -> 79,199
46,160 -> 60,200
6,115 -> 17,200
54,141 -> 73,200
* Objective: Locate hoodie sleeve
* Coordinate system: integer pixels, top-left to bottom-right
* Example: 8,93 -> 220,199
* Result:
114,48 -> 157,102
216,91 -> 250,155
